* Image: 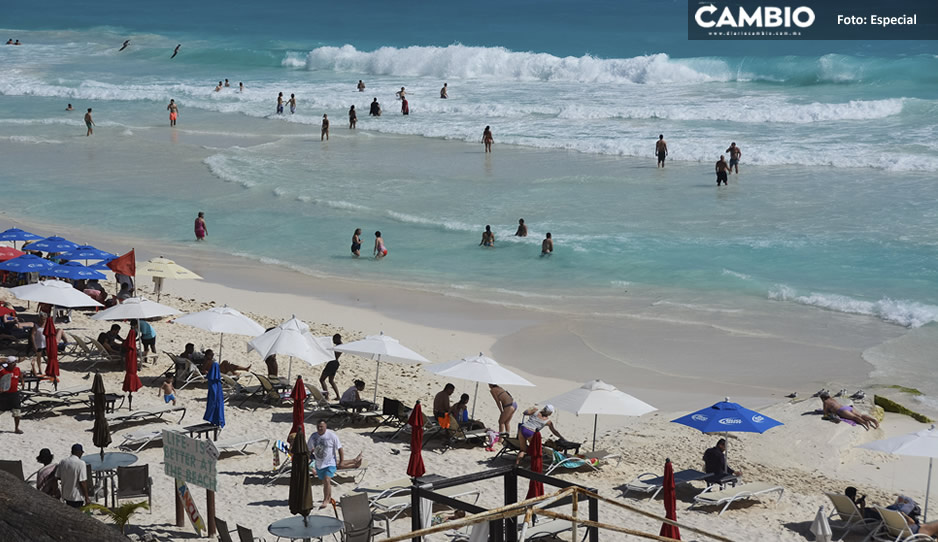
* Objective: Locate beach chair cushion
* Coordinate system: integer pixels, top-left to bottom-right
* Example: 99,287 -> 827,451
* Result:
692,481 -> 784,515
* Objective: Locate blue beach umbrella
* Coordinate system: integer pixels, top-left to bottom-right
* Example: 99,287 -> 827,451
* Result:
58,245 -> 117,262
29,236 -> 78,253
0,228 -> 43,242
203,362 -> 226,429
47,261 -> 107,280
89,258 -> 116,271
671,397 -> 783,434
0,254 -> 56,272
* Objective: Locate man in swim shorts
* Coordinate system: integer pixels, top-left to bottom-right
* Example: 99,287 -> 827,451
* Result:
276,92 -> 284,114
288,93 -> 296,114
715,155 -> 730,186
725,142 -> 742,174
357,80 -> 365,92
84,108 -> 94,136
321,114 -> 329,141
166,99 -> 178,126
656,135 -> 668,167
370,98 -> 381,116
318,334 -> 342,399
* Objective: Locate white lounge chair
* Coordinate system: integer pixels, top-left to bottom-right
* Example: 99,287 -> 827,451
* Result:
175,357 -> 206,390
623,469 -> 710,499
356,477 -> 481,527
825,491 -> 882,540
874,506 -> 933,542
119,428 -> 173,452
215,437 -> 270,456
106,405 -> 187,427
690,481 -> 784,515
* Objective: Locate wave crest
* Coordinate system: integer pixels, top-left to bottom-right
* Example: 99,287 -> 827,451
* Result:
768,285 -> 938,328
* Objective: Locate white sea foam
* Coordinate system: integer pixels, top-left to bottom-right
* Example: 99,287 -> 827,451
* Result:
721,269 -> 752,281
2,135 -> 64,145
202,154 -> 256,188
768,285 -> 938,328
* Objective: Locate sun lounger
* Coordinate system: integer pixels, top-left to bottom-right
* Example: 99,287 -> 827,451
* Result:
88,336 -> 123,364
544,448 -> 620,475
354,477 -> 481,527
623,469 -> 710,499
175,356 -> 206,390
825,491 -> 882,540
214,437 -> 270,456
106,405 -> 187,427
424,414 -> 488,453
369,398 -> 412,440
118,427 -> 181,452
266,439 -> 367,486
520,519 -> 574,540
70,333 -> 117,369
20,394 -> 89,416
874,506 -> 933,542
690,481 -> 784,515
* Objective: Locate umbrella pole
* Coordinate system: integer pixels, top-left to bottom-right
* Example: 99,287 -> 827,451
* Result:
592,415 -> 598,452
927,457 -> 933,522
373,361 -> 381,404
470,381 -> 479,421
218,333 -> 224,361
287,356 -> 293,381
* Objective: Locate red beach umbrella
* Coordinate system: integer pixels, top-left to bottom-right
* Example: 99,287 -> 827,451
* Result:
290,376 -> 307,437
43,316 -> 59,383
0,246 -> 25,262
659,458 -> 681,540
526,431 -> 544,499
122,328 -> 142,409
406,401 -> 426,479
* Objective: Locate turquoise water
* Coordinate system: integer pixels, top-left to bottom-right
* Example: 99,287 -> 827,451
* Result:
1,0 -> 937,329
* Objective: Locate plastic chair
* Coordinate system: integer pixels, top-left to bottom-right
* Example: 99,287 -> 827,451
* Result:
115,464 -> 152,511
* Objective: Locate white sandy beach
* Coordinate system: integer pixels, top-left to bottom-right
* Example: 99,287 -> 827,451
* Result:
1,217 -> 935,541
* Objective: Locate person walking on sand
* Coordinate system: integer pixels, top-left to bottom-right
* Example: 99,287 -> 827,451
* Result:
370,98 -> 381,116
480,225 -> 495,247
440,83 -> 448,99
84,108 -> 95,136
350,228 -> 362,257
374,231 -> 387,259
715,155 -> 730,186
318,334 -> 342,400
321,114 -> 329,141
515,218 -> 527,237
401,97 -> 409,115
276,92 -> 284,115
308,420 -> 363,509
171,44 -> 181,58
482,126 -> 494,153
656,134 -> 668,168
194,211 -> 207,241
357,80 -> 365,92
348,105 -> 357,129
167,99 -> 178,126
541,232 -> 553,255
725,142 -> 742,174
119,40 -> 130,52
288,93 -> 296,114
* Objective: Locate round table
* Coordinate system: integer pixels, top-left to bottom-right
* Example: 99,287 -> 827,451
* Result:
83,452 -> 138,507
268,515 -> 344,541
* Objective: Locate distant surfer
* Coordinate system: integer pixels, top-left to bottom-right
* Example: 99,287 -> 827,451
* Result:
119,40 -> 130,52
396,87 -> 406,100
440,83 -> 448,99
401,97 -> 409,115
656,134 -> 668,168
515,218 -> 527,237
482,126 -> 493,153
480,225 -> 495,247
348,105 -> 357,129
369,98 -> 381,116
541,233 -> 553,255
357,80 -> 365,92
288,93 -> 296,114
167,99 -> 178,126
725,142 -> 742,174
321,114 -> 329,141
276,92 -> 284,114
84,108 -> 95,136
715,155 -> 730,186
171,44 -> 181,59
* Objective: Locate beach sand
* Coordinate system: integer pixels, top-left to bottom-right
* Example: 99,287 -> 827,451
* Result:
1,219 -> 933,541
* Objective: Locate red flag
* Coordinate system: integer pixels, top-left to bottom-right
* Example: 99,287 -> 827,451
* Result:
43,317 -> 59,381
526,431 -> 544,499
122,328 -> 142,393
107,249 -> 136,277
406,402 -> 426,478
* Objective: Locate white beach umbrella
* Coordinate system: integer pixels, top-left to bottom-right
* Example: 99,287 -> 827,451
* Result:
542,379 -> 657,451
333,332 -> 430,403
174,305 -> 265,360
424,353 -> 535,419
92,296 -> 180,321
8,280 -> 103,308
315,336 -> 337,353
246,316 -> 333,380
857,425 -> 938,521
810,506 -> 833,542
137,257 -> 202,301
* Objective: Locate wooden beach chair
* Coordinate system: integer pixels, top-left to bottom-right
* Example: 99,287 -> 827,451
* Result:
623,469 -> 709,499
690,481 -> 784,515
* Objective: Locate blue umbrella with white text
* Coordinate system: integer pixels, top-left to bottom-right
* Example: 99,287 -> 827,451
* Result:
671,397 -> 782,435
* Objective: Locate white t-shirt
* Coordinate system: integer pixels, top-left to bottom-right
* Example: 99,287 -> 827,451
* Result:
33,326 -> 46,350
307,430 -> 341,470
57,455 -> 87,502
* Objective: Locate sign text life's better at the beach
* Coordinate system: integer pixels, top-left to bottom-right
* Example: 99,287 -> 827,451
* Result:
163,430 -> 219,491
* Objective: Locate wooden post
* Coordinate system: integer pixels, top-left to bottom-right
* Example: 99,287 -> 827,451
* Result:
505,468 -> 518,542
588,492 -> 599,542
571,488 -> 578,542
206,490 -> 216,537
174,484 -> 184,527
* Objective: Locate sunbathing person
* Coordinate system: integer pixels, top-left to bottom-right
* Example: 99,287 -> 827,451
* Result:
820,392 -> 879,430
516,404 -> 565,465
97,324 -> 124,356
339,379 -> 375,412
218,359 -> 251,376
886,495 -> 938,537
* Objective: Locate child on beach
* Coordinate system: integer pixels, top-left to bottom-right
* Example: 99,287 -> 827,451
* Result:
374,231 -> 388,259
160,375 -> 176,405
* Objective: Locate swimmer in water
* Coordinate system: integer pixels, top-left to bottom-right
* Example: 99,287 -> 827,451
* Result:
515,218 -> 527,237
65,104 -> 74,111
119,40 -> 130,51
239,82 -> 243,92
224,79 -> 230,88
214,81 -> 222,92
351,228 -> 362,257
167,99 -> 178,126
171,44 -> 181,58
440,83 -> 448,99
482,126 -> 494,153
321,114 -> 329,141
288,93 -> 296,114
357,80 -> 365,92
541,233 -> 553,255
370,98 -> 381,117
480,225 -> 495,247
374,231 -> 387,259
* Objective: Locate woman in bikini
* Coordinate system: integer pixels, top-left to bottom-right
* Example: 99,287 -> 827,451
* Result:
374,231 -> 387,259
489,384 -> 517,436
351,228 -> 362,257
516,404 -> 565,464
480,225 -> 495,247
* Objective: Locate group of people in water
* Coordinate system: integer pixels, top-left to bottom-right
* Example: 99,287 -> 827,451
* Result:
657,134 -> 744,185
5,39 -> 22,45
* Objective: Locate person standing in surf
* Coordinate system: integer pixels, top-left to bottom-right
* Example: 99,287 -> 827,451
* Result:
351,228 -> 362,257
725,142 -> 742,174
194,211 -> 207,241
348,105 -> 357,129
276,92 -> 284,115
167,99 -> 178,127
515,218 -> 527,237
715,155 -> 730,186
357,80 -> 365,92
288,93 -> 296,114
401,97 -> 409,115
482,126 -> 494,153
84,108 -> 95,136
440,83 -> 448,99
480,225 -> 495,247
541,233 -> 553,255
370,98 -> 381,116
374,231 -> 387,259
656,134 -> 668,168
321,114 -> 330,140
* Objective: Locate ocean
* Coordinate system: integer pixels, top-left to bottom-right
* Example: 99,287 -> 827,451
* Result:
2,1 -> 937,384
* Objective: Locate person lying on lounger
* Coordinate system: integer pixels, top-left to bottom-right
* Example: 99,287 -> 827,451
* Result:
887,495 -> 938,537
820,392 -> 879,430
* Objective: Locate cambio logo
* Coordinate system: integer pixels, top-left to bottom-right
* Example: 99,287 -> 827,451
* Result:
718,418 -> 742,425
695,3 -> 815,28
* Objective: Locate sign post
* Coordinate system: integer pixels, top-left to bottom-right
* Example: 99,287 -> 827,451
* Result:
163,430 -> 219,536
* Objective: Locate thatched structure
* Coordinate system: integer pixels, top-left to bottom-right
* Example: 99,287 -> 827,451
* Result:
0,470 -> 129,541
